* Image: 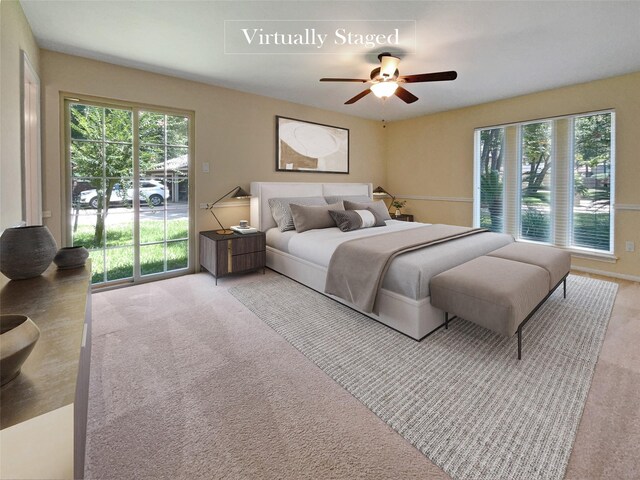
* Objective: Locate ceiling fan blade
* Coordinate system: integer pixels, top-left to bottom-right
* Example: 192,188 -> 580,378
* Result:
320,78 -> 368,83
345,89 -> 372,104
394,86 -> 419,104
399,71 -> 458,83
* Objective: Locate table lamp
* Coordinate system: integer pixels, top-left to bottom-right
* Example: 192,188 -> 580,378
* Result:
207,186 -> 251,234
372,185 -> 395,213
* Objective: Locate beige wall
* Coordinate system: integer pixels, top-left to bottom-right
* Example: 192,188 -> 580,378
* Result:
0,0 -> 40,231
40,50 -> 386,256
387,72 -> 640,279
33,47 -> 640,279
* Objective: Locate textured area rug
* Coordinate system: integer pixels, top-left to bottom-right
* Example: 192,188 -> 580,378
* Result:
229,274 -> 618,480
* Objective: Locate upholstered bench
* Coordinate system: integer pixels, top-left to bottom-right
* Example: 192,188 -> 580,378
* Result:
487,242 -> 571,292
430,244 -> 571,359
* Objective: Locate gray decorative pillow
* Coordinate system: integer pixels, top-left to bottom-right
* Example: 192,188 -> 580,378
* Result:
324,195 -> 372,204
268,196 -> 328,232
343,199 -> 392,221
290,202 -> 344,233
328,208 -> 386,232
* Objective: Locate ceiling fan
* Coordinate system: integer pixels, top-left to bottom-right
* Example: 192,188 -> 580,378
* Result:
320,52 -> 457,105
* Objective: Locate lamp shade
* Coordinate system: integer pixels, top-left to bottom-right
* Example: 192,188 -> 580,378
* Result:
372,186 -> 390,196
232,187 -> 251,199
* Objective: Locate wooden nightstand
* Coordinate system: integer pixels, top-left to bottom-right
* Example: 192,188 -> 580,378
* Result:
199,230 -> 266,285
393,214 -> 414,222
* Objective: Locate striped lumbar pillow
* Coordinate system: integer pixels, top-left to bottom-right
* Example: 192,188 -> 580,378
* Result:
328,208 -> 386,232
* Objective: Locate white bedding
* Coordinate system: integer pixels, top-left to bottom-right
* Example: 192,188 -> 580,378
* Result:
266,220 -> 514,300
266,220 -> 422,260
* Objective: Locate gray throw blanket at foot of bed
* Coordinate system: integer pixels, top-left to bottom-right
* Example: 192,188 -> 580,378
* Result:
325,224 -> 487,313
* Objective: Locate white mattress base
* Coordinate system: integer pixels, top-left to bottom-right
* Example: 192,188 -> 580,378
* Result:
267,247 -> 445,340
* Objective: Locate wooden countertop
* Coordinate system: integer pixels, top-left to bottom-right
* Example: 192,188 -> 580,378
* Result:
0,263 -> 91,430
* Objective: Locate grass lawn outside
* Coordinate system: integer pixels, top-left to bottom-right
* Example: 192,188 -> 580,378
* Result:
74,218 -> 189,284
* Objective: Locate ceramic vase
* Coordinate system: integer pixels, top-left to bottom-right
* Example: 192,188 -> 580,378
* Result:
0,225 -> 57,280
0,314 -> 40,386
54,246 -> 89,270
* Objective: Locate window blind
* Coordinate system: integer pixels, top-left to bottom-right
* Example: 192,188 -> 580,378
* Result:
474,111 -> 614,254
477,128 -> 505,233
571,113 -> 613,252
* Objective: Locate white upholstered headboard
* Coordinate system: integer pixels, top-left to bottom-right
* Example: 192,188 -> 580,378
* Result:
250,182 -> 373,231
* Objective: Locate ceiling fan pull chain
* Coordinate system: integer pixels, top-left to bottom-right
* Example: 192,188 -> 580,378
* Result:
381,98 -> 387,128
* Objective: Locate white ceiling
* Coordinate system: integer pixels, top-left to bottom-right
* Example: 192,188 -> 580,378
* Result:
21,0 -> 640,121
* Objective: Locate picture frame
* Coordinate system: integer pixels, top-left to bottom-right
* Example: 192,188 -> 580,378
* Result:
276,116 -> 349,174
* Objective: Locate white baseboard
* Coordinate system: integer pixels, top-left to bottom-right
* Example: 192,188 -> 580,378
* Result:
571,265 -> 640,283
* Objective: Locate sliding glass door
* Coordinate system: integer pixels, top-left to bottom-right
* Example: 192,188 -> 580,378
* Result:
67,99 -> 192,286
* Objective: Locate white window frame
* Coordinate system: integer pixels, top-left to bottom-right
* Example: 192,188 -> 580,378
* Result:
62,94 -> 196,287
473,110 -> 615,260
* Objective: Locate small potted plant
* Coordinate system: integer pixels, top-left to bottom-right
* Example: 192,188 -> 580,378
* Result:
391,200 -> 407,217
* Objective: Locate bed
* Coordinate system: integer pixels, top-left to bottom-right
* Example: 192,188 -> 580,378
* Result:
250,182 -> 513,340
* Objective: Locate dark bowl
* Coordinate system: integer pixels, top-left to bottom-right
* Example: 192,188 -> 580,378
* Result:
54,246 -> 89,270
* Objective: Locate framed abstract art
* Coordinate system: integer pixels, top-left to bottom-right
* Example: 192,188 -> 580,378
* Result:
276,116 -> 349,174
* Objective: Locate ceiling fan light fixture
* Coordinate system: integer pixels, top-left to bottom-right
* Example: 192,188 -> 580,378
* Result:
321,53 -> 456,105
371,81 -> 398,98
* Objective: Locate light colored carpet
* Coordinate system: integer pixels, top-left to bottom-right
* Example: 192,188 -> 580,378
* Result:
229,274 -> 618,480
84,272 -> 448,479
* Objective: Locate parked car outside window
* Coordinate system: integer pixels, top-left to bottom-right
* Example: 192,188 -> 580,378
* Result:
78,180 -> 170,208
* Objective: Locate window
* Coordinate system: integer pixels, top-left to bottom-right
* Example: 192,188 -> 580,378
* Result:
67,99 -> 193,285
478,128 -> 505,232
572,113 -> 613,251
520,121 -> 552,243
474,111 -> 614,254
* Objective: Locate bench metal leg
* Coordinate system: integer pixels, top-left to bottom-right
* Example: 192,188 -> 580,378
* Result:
442,274 -> 569,360
515,273 -> 568,360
